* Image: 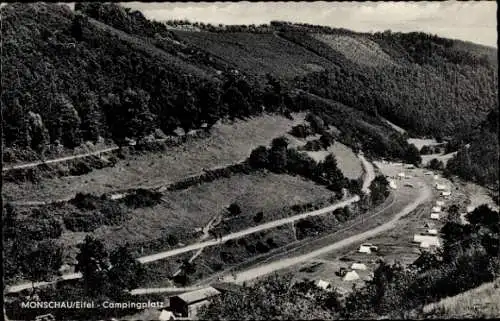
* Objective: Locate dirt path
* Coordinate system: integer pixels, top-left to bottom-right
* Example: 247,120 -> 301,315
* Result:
358,154 -> 375,194
2,146 -> 121,172
172,214 -> 222,277
5,196 -> 359,294
137,196 -> 359,264
6,153 -> 374,294
130,286 -> 203,296
221,182 -> 431,283
8,159 -> 248,207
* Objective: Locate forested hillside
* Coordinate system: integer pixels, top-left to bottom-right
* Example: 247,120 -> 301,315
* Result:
1,2 -> 497,185
1,3 -> 283,161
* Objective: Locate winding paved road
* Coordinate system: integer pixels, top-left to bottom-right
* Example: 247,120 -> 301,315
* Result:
222,180 -> 431,283
359,154 -> 375,194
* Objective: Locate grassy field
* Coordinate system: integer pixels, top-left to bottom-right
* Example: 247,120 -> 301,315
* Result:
305,141 -> 363,180
421,278 -> 500,318
407,138 -> 440,150
3,113 -> 305,203
175,31 -> 337,79
59,171 -> 333,262
312,33 -> 397,68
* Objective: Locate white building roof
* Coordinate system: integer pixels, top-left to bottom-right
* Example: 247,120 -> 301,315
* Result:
436,201 -> 445,206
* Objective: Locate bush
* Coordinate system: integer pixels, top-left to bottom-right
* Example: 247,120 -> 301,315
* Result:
71,192 -> 100,210
253,211 -> 264,223
302,140 -> 322,151
289,124 -> 312,138
249,146 -> 269,169
123,189 -> 162,208
305,113 -> 325,133
419,145 -> 433,155
64,213 -> 103,232
255,241 -> 270,253
228,203 -> 242,216
428,158 -> 444,170
69,161 -> 93,176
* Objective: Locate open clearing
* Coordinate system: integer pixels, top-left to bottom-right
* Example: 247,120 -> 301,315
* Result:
59,171 -> 333,261
2,113 -> 305,203
305,142 -> 363,180
176,31 -> 337,79
407,138 -> 440,150
313,33 -> 397,68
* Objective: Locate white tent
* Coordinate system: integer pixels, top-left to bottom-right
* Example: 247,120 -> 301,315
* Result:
159,310 -> 176,321
430,213 -> 440,220
358,245 -> 372,254
343,271 -> 360,281
389,180 -> 398,189
436,200 -> 445,206
435,184 -> 447,191
441,191 -> 451,197
397,172 -> 406,178
420,242 -> 430,248
351,263 -> 368,270
431,206 -> 442,213
427,229 -> 438,235
315,279 -> 330,290
433,175 -> 439,180
58,264 -> 71,274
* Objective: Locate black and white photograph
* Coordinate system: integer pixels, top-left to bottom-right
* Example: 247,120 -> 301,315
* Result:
1,1 -> 499,320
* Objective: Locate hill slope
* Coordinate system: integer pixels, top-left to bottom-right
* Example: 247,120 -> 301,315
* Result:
1,2 -> 498,186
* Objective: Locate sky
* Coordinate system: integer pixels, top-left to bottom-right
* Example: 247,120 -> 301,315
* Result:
2,1 -> 495,47
119,1 -> 497,47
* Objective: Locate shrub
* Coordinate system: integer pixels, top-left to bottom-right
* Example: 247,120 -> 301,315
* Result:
255,241 -> 270,253
71,192 -> 100,210
249,146 -> 269,169
428,158 -> 445,170
63,213 -> 103,232
228,203 -> 242,216
123,189 -> 162,208
289,124 -> 312,138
